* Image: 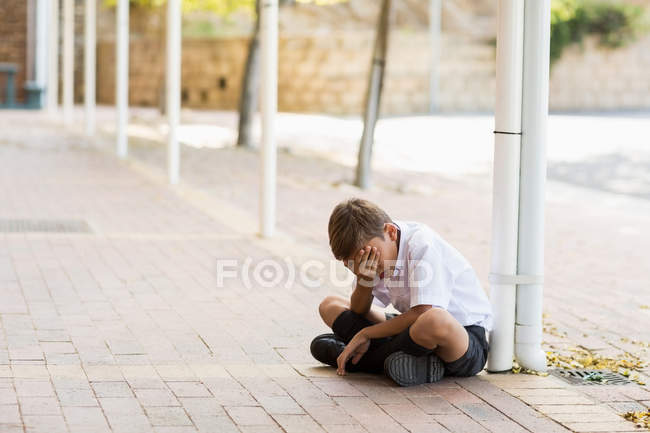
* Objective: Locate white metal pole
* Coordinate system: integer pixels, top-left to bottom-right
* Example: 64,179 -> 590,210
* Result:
35,0 -> 48,108
259,0 -> 278,238
515,0 -> 551,372
167,0 -> 181,185
84,0 -> 96,135
47,0 -> 59,113
62,0 -> 74,124
116,0 -> 129,158
487,0 -> 525,373
428,0 -> 441,113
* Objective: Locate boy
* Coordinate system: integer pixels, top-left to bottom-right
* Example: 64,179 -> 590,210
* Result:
311,198 -> 492,386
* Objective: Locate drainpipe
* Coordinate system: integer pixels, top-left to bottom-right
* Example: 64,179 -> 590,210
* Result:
487,0 -> 525,373
35,0 -> 48,108
515,0 -> 551,372
116,0 -> 129,158
167,0 -> 181,185
260,0 -> 278,238
85,0 -> 96,135
62,0 -> 74,124
47,0 -> 59,113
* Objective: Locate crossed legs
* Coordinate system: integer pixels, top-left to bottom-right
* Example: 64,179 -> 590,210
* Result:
318,295 -> 469,364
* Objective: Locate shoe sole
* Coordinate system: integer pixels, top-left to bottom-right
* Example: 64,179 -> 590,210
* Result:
384,351 -> 445,387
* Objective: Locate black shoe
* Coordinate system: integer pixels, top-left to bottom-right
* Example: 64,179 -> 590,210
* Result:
310,333 -> 345,368
384,351 -> 445,387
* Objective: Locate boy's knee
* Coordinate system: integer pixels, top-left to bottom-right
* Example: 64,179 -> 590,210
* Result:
411,308 -> 455,346
318,295 -> 348,327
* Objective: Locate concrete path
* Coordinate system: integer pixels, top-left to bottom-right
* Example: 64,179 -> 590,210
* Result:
0,110 -> 648,433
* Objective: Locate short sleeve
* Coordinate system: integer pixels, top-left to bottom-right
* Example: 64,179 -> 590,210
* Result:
407,236 -> 450,309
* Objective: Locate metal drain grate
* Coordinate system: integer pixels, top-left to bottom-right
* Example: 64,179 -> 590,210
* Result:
552,369 -> 632,386
0,219 -> 92,233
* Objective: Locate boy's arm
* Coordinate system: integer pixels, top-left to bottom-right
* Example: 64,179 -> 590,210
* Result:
348,246 -> 381,315
349,277 -> 374,315
360,304 -> 431,339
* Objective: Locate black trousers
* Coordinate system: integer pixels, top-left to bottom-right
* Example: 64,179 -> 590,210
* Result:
331,310 -> 489,376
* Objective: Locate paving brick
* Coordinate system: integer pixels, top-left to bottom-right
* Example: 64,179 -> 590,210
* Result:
401,423 -> 450,433
0,404 -> 21,424
578,386 -> 635,403
272,414 -> 327,433
535,404 -> 607,414
548,411 -> 623,423
351,380 -> 410,405
237,425 -> 284,433
379,403 -> 436,424
91,381 -> 134,398
257,395 -> 305,415
225,406 -> 275,426
321,426 -> 368,433
518,394 -> 594,405
503,387 -> 578,397
62,406 -> 110,427
311,379 -> 365,397
333,397 -> 408,432
85,365 -> 124,382
153,427 -> 198,433
564,421 -> 639,432
154,365 -> 197,382
276,377 -> 336,407
145,407 -> 192,426
22,414 -> 68,433
477,419 -> 529,433
0,387 -> 17,404
178,397 -> 226,417
135,388 -> 180,406
191,414 -> 239,432
460,378 -> 571,433
607,401 -> 650,414
434,414 -> 491,433
105,411 -> 153,433
435,388 -> 483,405
455,403 -> 506,422
166,381 -> 211,398
99,397 -> 145,415
409,396 -> 461,415
56,387 -> 99,406
302,404 -> 357,425
620,385 -> 650,401
18,396 -> 61,415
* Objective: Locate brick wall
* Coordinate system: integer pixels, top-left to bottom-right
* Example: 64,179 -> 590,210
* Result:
0,0 -> 28,103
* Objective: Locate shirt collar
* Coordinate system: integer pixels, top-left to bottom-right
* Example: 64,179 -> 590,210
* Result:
391,219 -> 407,277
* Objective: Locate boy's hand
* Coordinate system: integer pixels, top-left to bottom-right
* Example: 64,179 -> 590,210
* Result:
336,330 -> 370,375
349,246 -> 380,286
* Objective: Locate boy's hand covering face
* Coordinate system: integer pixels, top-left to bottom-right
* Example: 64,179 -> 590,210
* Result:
346,246 -> 380,284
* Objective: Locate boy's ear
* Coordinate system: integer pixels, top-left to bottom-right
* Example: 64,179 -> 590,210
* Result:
384,223 -> 398,240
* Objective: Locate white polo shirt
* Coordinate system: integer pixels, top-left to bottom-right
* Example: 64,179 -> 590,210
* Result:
362,220 -> 493,330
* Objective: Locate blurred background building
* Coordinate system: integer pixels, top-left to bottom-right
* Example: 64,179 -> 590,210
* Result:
2,0 -> 650,114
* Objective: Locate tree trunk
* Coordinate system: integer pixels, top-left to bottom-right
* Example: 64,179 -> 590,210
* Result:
355,0 -> 391,189
237,0 -> 262,148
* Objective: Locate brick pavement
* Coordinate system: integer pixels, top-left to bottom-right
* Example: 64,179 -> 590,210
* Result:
0,110 -> 649,432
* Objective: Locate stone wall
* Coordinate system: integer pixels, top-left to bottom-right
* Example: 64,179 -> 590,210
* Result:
0,0 -> 28,103
550,36 -> 650,110
95,32 -> 496,115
